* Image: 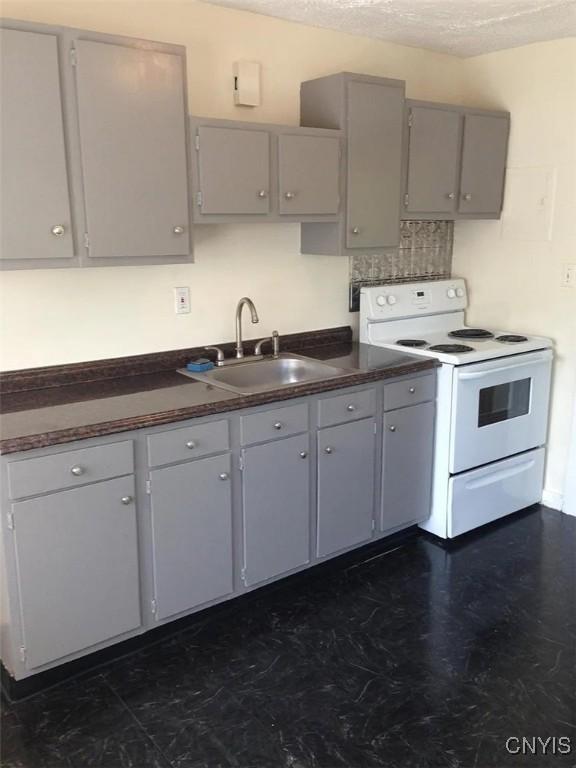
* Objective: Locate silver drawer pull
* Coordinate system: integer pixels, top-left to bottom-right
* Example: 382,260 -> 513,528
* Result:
351,227 -> 360,235
70,465 -> 84,476
324,446 -> 334,454
284,191 -> 295,199
447,192 -> 455,200
173,225 -> 185,235
408,387 -> 416,394
273,422 -> 283,430
257,190 -> 267,198
462,193 -> 472,201
185,440 -> 196,449
219,472 -> 229,481
121,496 -> 133,505
389,425 -> 396,432
346,404 -> 356,412
299,451 -> 308,459
51,224 -> 65,237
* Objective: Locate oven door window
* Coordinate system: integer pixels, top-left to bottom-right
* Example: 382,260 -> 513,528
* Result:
478,378 -> 531,427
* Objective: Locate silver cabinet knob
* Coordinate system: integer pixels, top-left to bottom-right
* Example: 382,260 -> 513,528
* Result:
273,422 -> 283,430
185,440 -> 196,449
447,192 -> 455,200
219,472 -> 229,481
51,224 -> 65,237
346,404 -> 356,412
299,451 -> 308,459
324,446 -> 334,454
351,227 -> 360,235
173,226 -> 185,235
463,193 -> 472,201
70,465 -> 84,476
284,192 -> 295,200
389,425 -> 396,432
121,496 -> 133,505
257,190 -> 267,198
409,387 -> 416,394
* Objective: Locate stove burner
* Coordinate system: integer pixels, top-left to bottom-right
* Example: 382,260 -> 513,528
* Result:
429,344 -> 475,354
449,328 -> 494,339
396,339 -> 428,348
496,334 -> 528,343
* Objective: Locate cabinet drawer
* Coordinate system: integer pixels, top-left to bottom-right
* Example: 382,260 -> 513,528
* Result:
240,403 -> 308,446
7,440 -> 134,499
318,388 -> 376,427
383,375 -> 434,411
147,420 -> 229,468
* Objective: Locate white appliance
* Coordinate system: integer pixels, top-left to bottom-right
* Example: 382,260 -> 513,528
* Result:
360,278 -> 553,538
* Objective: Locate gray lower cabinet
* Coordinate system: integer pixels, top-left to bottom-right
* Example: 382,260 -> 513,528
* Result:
382,401 -> 435,530
10,476 -> 141,670
150,454 -> 233,621
242,433 -> 311,586
317,418 -> 375,557
0,27 -> 74,265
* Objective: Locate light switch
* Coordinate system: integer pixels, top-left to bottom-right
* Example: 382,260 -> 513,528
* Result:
174,286 -> 190,314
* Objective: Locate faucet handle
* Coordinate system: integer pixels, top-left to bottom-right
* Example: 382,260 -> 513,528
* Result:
272,330 -> 280,358
205,346 -> 225,366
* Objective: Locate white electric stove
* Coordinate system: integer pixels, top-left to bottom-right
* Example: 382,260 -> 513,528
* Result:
360,278 -> 553,538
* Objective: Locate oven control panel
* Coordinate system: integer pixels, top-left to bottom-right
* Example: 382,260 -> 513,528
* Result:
360,279 -> 467,320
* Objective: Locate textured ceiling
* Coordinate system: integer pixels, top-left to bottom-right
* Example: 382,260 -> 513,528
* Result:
199,0 -> 576,56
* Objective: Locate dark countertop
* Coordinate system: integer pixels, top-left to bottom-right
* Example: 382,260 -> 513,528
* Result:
0,333 -> 436,455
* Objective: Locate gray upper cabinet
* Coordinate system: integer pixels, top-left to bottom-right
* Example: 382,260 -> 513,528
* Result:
317,417 -> 375,557
196,126 -> 270,215
11,475 -> 141,669
382,401 -> 434,531
403,99 -> 509,220
74,39 -> 190,261
149,453 -> 233,621
300,72 -> 405,255
459,113 -> 510,215
278,133 -> 340,215
242,432 -> 311,587
0,28 -> 74,266
404,105 -> 461,216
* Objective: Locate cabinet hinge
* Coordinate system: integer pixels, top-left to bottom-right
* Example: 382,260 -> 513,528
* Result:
407,109 -> 413,128
240,567 -> 247,584
151,598 -> 157,616
238,455 -> 244,472
404,193 -> 409,208
6,512 -> 14,531
373,423 -> 377,435
145,479 -> 151,495
371,519 -> 376,532
194,134 -> 200,151
19,646 -> 26,663
196,191 -> 203,208
69,47 -> 78,67
83,232 -> 90,250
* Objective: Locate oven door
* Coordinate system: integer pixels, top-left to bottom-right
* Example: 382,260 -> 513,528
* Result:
450,349 -> 552,474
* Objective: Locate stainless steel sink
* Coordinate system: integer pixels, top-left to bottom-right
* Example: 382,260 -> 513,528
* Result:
179,353 -> 348,395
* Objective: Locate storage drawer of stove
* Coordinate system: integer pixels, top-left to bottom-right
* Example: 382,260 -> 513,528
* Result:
448,448 -> 545,538
383,374 -> 434,411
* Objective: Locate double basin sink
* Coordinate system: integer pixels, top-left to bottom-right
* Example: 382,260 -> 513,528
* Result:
179,353 -> 349,395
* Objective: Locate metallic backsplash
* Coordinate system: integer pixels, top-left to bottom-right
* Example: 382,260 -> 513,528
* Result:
349,220 -> 453,310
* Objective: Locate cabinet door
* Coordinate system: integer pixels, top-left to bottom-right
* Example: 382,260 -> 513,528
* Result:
346,80 -> 404,248
278,134 -> 340,215
242,434 -> 310,586
197,126 -> 270,214
317,418 -> 375,557
12,476 -> 140,669
459,114 -> 509,215
150,454 -> 233,621
74,40 -> 190,259
382,401 -> 434,531
0,28 -> 73,262
405,106 -> 461,214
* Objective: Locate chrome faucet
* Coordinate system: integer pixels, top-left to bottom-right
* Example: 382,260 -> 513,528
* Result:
235,297 -> 259,358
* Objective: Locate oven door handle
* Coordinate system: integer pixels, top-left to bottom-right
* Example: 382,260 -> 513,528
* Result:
458,358 -> 549,380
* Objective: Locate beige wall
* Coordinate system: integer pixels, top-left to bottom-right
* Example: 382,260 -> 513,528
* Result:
0,0 -> 467,370
453,39 -> 576,504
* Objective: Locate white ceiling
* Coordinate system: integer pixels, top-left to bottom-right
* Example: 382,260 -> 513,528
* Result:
200,0 -> 576,56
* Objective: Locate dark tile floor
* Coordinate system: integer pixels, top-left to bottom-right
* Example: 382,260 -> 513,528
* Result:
2,505 -> 575,768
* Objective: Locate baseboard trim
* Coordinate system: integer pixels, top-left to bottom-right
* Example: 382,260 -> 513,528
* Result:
542,488 -> 563,511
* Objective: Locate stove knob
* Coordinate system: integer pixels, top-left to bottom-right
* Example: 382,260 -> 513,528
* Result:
447,288 -> 456,299
456,287 -> 465,298
386,295 -> 397,305
376,295 -> 387,307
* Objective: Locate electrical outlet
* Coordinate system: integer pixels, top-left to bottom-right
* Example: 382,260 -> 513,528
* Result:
174,286 -> 190,314
561,264 -> 576,288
